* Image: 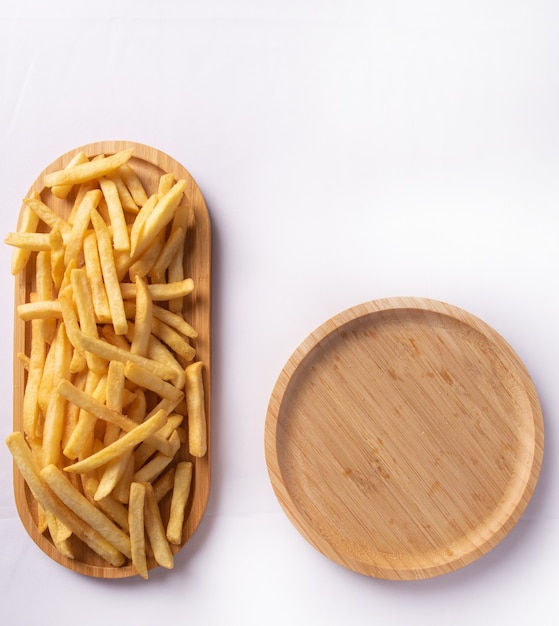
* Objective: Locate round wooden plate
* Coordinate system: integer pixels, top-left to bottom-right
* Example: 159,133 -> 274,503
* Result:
265,297 -> 544,580
11,141 -> 211,578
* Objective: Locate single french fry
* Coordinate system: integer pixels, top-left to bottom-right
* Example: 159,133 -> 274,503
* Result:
44,149 -> 134,188
83,231 -> 111,323
6,432 -> 125,567
64,189 -> 103,266
58,285 -> 87,373
22,317 -> 47,438
167,202 -> 189,312
104,359 -> 126,444
10,196 -> 40,274
99,177 -> 130,252
49,228 -> 66,289
17,300 -> 62,321
150,226 -> 185,284
41,323 -> 73,467
119,277 -> 194,302
130,276 -> 152,357
166,461 -> 193,545
185,361 -> 207,457
124,361 -> 184,403
144,482 -> 174,570
118,163 -> 148,207
158,172 -> 175,195
5,232 -> 50,251
152,467 -> 175,503
64,408 -> 168,474
129,482 -> 148,579
90,208 -> 128,335
46,512 -> 75,560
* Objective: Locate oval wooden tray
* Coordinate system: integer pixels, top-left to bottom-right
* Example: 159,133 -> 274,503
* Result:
265,297 -> 544,580
11,141 -> 211,578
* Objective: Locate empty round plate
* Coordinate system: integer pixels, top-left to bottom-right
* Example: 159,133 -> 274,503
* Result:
265,297 -> 544,580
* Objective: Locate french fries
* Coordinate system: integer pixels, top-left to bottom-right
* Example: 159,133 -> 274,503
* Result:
5,147 -> 208,578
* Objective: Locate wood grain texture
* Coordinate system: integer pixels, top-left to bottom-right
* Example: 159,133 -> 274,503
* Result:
265,297 -> 544,580
11,141 -> 211,578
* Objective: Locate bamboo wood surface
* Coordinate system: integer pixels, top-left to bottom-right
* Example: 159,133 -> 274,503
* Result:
265,297 -> 544,580
11,141 -> 211,578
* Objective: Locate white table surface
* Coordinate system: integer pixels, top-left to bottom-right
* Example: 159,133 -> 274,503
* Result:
1,1 -> 558,625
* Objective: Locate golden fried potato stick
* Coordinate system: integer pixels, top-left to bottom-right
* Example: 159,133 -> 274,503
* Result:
90,208 -> 128,335
58,285 -> 87,374
49,228 -> 65,289
22,317 -> 47,438
83,231 -> 112,323
46,512 -> 74,559
64,408 -> 168,474
41,323 -> 73,467
99,177 -> 130,252
144,482 -> 174,570
129,482 -> 148,579
5,232 -> 51,251
104,359 -> 126,444
10,193 -> 40,274
118,163 -> 148,207
152,467 -> 175,503
40,464 -> 132,559
166,461 -> 193,545
5,432 -> 125,567
124,361 -> 184,403
64,188 -> 103,266
185,361 -> 207,457
130,276 -> 153,357
119,277 -> 194,301
17,300 -> 62,321
44,149 -> 134,188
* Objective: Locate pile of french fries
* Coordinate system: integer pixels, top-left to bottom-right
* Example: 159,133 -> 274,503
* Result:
5,148 -> 207,578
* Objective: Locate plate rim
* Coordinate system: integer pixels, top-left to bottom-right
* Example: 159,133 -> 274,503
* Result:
264,296 -> 544,580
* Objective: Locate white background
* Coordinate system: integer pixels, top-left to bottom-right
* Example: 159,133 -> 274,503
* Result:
1,1 -> 558,625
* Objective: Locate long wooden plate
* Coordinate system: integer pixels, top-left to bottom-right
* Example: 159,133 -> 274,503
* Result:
11,141 -> 211,578
265,297 -> 544,580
